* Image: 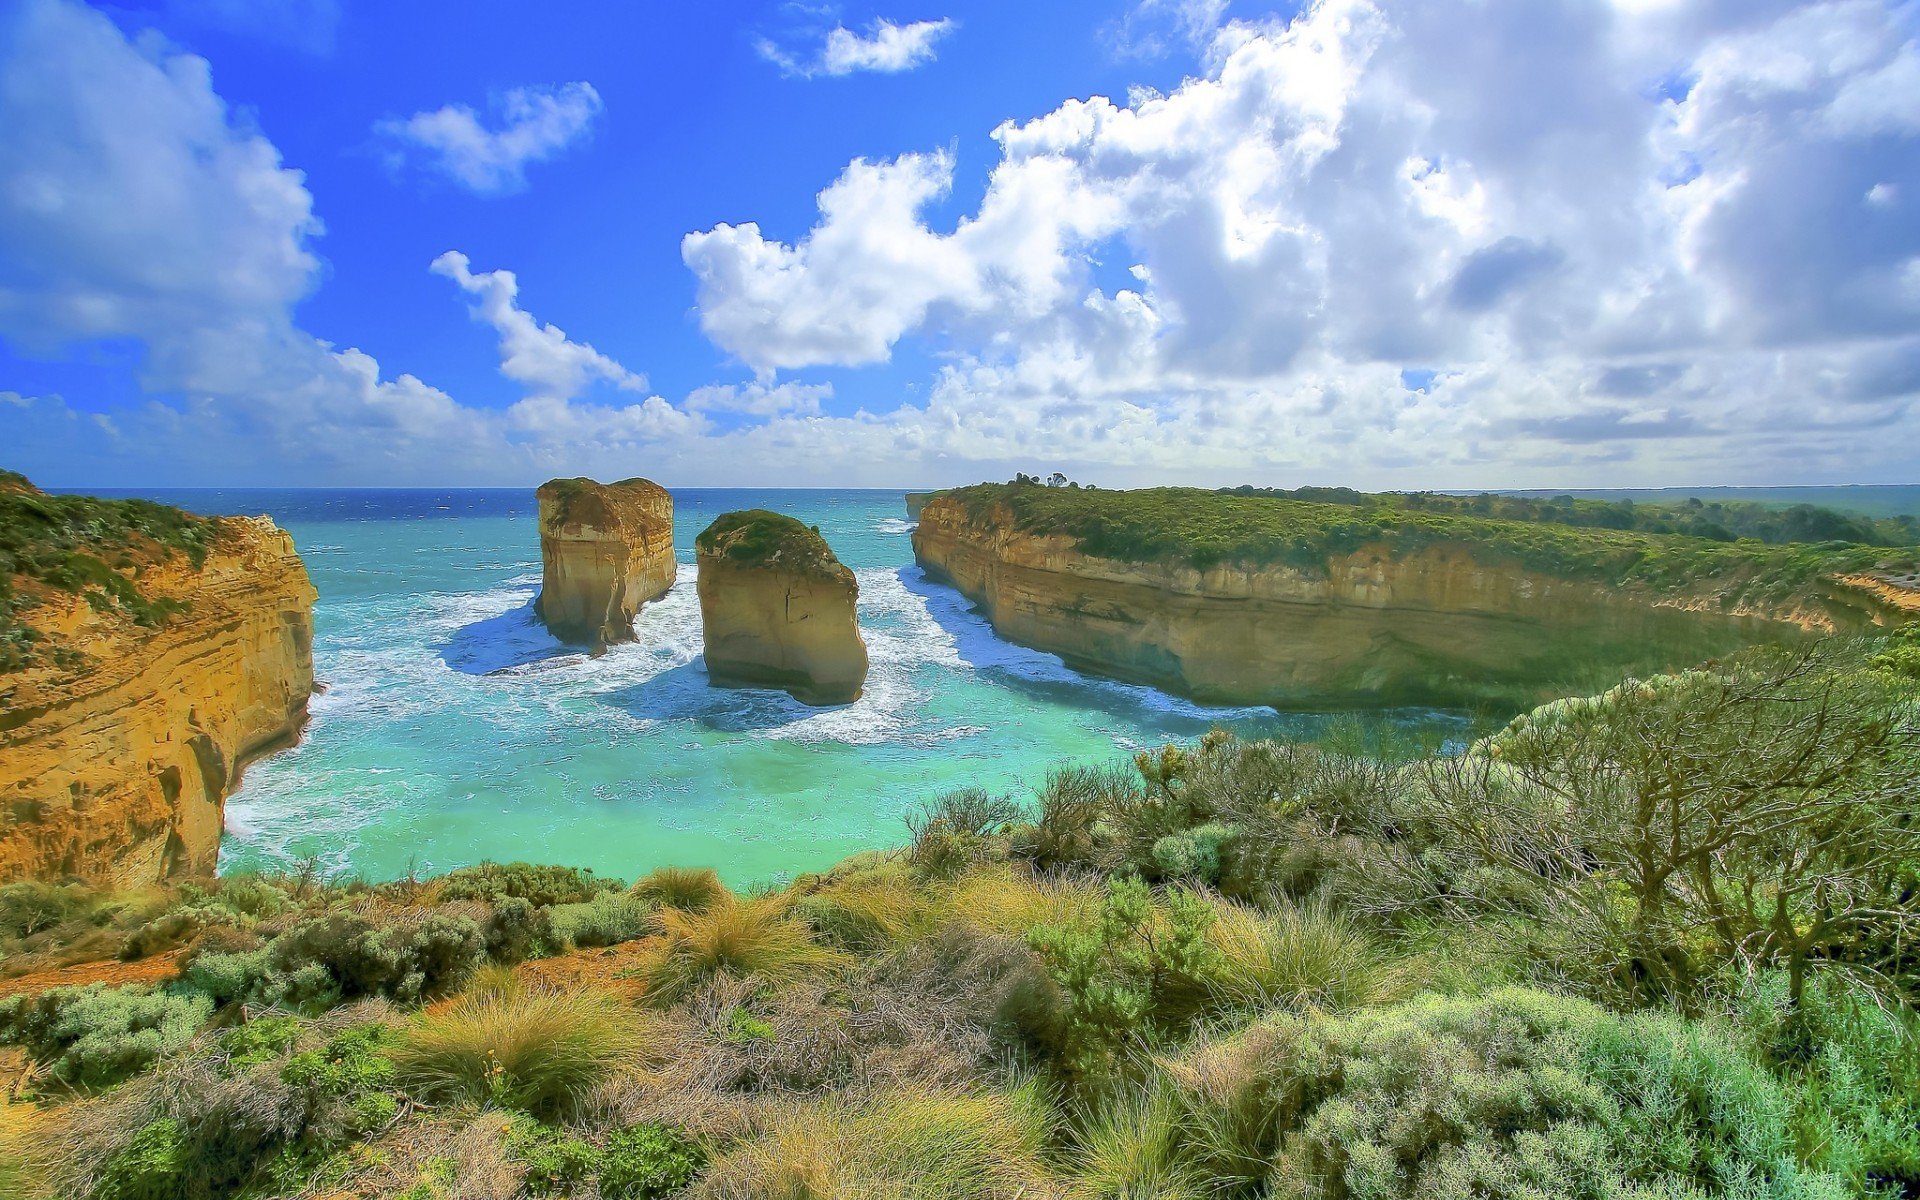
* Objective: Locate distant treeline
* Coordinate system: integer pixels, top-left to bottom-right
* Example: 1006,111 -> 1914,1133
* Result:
1216,485 -> 1920,547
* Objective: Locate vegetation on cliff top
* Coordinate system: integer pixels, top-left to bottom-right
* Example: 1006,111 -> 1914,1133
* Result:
0,472 -> 214,674
1,633 -> 1917,1199
695,509 -> 850,579
942,482 -> 1915,606
536,476 -> 669,531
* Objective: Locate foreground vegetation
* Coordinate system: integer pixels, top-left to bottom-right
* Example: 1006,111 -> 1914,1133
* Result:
949,483 -> 1916,609
1,633 -> 1917,1199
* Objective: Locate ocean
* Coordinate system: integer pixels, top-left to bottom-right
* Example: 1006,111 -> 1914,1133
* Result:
85,488 -> 1463,887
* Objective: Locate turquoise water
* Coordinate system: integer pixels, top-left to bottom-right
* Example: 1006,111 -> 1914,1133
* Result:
89,489 -> 1463,887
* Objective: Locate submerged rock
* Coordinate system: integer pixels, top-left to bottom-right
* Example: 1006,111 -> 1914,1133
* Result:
696,510 -> 868,706
534,477 -> 676,650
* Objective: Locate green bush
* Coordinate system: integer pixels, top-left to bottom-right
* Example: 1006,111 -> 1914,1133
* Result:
505,1117 -> 596,1197
546,890 -> 653,949
184,908 -> 486,1010
438,862 -> 616,908
0,983 -> 211,1087
92,1118 -> 189,1200
600,1122 -> 707,1198
1027,876 -> 1217,1075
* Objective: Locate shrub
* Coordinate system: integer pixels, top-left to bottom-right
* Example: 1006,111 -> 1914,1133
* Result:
600,1123 -> 707,1199
504,1116 -> 596,1197
1154,987 -> 1846,1200
632,865 -> 730,912
185,908 -> 487,1010
545,890 -> 653,949
640,894 -> 848,1005
92,1117 -> 189,1200
396,985 -> 653,1120
1011,762 -> 1125,870
1150,822 -> 1235,885
0,880 -> 96,939
0,983 -> 212,1088
906,788 -> 1022,877
691,1084 -> 1055,1199
1026,876 -> 1218,1075
437,862 -> 615,908
1203,898 -> 1397,1015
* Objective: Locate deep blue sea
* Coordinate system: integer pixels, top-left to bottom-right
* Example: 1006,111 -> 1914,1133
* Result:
80,488 -> 1464,886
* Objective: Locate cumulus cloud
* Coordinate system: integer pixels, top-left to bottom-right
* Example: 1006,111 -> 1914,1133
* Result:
759,17 -> 955,79
685,381 -> 833,418
376,82 -> 602,195
685,0 -> 1920,484
432,251 -> 644,401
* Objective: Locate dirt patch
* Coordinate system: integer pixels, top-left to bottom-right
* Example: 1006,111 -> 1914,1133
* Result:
0,951 -> 182,999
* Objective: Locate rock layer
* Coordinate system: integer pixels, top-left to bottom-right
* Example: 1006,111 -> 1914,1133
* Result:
696,511 -> 868,706
911,495 -> 1890,709
0,517 -> 316,885
535,477 -> 676,649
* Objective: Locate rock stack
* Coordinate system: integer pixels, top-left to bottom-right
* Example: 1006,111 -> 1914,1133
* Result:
534,476 -> 676,651
695,510 -> 868,706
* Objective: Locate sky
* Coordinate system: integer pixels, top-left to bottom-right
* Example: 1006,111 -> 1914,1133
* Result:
0,0 -> 1917,489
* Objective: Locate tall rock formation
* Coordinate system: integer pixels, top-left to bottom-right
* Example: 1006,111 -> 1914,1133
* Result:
0,478 -> 317,885
696,511 -> 868,706
913,487 -> 1912,710
534,477 -> 676,650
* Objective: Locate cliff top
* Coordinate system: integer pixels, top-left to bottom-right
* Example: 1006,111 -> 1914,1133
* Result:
934,483 -> 1918,607
536,476 -> 671,531
696,509 -> 851,580
0,473 -> 219,674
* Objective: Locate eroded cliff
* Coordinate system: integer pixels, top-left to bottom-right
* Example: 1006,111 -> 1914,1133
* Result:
0,482 -> 316,885
913,489 -> 1913,709
696,511 -> 868,706
535,477 -> 676,650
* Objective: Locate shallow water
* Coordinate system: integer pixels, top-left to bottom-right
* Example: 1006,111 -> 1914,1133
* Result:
88,489 -> 1466,886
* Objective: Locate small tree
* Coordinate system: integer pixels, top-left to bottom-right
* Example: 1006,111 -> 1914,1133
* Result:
1425,643 -> 1920,1010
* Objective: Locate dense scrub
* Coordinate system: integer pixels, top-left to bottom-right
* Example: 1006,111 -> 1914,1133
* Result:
693,510 -> 844,578
0,471 -> 215,673
948,482 -> 1915,605
1,633 -> 1916,1198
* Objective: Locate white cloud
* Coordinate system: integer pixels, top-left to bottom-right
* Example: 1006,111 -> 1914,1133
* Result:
685,381 -> 833,418
683,0 -> 1920,484
431,251 -> 644,401
759,17 -> 955,79
375,82 -> 602,195
1105,0 -> 1229,60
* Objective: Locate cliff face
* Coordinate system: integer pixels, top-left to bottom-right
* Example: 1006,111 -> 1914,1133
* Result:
904,492 -> 937,521
696,512 -> 868,706
535,477 -> 676,650
912,497 -> 1837,709
0,517 -> 316,885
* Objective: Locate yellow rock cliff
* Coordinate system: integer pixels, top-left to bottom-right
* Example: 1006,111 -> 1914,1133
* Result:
534,477 -> 677,650
0,516 -> 316,886
696,511 -> 868,706
911,496 -> 1849,708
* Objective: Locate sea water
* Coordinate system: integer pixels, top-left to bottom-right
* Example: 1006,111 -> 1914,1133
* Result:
86,489 -> 1465,886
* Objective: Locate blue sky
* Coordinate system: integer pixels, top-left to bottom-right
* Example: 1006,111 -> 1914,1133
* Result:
2,0 -> 1918,487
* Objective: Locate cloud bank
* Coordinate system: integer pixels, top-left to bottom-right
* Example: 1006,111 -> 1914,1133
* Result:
3,0 -> 1918,488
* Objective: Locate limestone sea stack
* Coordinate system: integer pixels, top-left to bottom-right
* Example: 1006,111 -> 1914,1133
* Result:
696,510 -> 868,706
0,476 -> 317,885
534,476 -> 676,650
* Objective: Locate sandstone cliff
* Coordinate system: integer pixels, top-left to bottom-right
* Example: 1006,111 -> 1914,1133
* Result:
535,477 -> 676,650
904,492 -> 938,521
0,485 -> 316,886
912,492 -> 1907,709
696,511 -> 868,706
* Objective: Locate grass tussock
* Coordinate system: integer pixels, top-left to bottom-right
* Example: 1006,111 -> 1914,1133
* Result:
395,983 -> 659,1120
1203,897 -> 1404,1015
692,1083 -> 1059,1200
935,864 -> 1104,938
639,893 -> 850,1005
632,865 -> 730,913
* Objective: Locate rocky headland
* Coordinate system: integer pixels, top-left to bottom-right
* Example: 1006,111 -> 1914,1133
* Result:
0,476 -> 316,885
534,476 -> 676,651
913,484 -> 1917,709
696,510 -> 868,706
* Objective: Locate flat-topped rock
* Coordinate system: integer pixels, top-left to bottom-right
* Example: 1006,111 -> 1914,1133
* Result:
696,510 -> 868,706
534,477 -> 676,650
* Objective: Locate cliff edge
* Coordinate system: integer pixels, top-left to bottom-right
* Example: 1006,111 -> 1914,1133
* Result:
534,477 -> 676,651
0,476 -> 317,885
696,511 -> 868,706
913,484 -> 1916,709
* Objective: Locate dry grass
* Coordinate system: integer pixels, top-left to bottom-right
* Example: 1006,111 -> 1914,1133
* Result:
1066,1082 -> 1207,1200
692,1083 -> 1063,1199
395,983 -> 661,1120
637,893 -> 850,1005
797,864 -> 934,953
632,866 -> 731,913
1204,897 -> 1404,1014
935,865 -> 1103,939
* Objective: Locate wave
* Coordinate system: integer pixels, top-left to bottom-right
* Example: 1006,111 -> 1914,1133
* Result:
873,518 -> 916,535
